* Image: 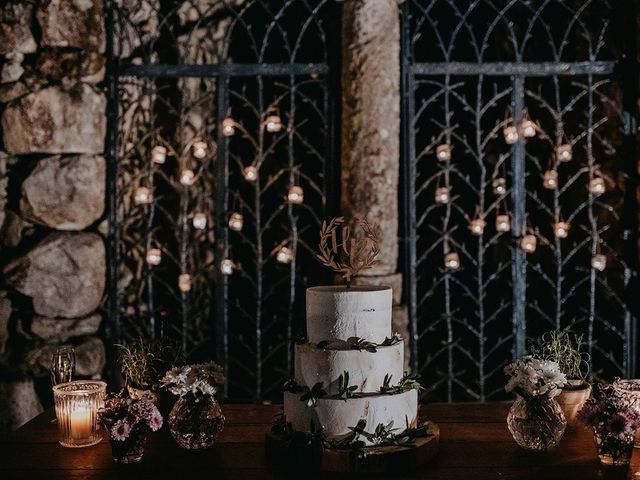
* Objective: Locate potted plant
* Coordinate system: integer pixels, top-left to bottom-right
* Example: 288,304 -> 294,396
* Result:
98,393 -> 163,464
531,330 -> 591,427
118,339 -> 180,406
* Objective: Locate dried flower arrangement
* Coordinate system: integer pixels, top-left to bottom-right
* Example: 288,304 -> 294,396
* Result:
504,356 -> 567,398
316,217 -> 381,286
161,362 -> 226,400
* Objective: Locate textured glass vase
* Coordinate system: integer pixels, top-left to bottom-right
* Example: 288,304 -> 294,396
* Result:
168,395 -> 225,450
110,429 -> 148,464
507,395 -> 566,451
53,380 -> 106,448
594,430 -> 635,466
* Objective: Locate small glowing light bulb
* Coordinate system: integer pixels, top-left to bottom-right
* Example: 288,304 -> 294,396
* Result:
591,254 -> 607,272
556,144 -> 572,162
520,235 -> 537,253
192,213 -> 207,230
444,252 -> 460,270
222,118 -> 235,136
543,170 -> 558,190
243,165 -> 258,182
192,141 -> 207,159
436,144 -> 451,162
554,222 -> 570,239
178,273 -> 191,292
492,178 -> 507,195
220,259 -> 234,275
151,145 -> 167,164
276,246 -> 294,264
228,212 -> 244,231
589,177 -> 605,196
496,214 -> 511,232
504,125 -> 518,144
134,186 -> 153,205
469,218 -> 486,236
146,248 -> 162,266
435,187 -> 450,204
522,119 -> 536,138
180,169 -> 195,186
265,115 -> 283,133
287,186 -> 304,204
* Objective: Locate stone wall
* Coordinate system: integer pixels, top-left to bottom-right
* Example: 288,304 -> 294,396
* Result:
0,0 -> 107,433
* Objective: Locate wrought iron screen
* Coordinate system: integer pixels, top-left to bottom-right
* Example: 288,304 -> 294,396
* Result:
105,0 -> 339,401
400,0 -> 639,401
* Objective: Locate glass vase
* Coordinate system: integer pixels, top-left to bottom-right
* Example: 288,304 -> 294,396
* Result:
507,395 -> 566,451
168,395 -> 225,450
110,429 -> 148,464
594,430 -> 635,466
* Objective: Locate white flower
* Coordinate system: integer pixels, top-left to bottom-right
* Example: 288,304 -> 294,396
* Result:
504,356 -> 567,398
161,362 -> 225,398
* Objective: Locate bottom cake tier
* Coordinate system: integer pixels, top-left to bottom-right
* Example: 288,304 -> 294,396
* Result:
283,389 -> 418,446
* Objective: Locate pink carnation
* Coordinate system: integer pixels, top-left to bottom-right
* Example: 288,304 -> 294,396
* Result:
149,411 -> 163,432
607,414 -> 635,438
111,420 -> 131,441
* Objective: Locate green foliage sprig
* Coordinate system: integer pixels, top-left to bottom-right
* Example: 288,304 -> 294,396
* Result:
315,334 -> 403,351
300,382 -> 327,408
531,330 -> 590,381
338,371 -> 359,400
117,339 -> 181,390
380,373 -> 425,395
380,333 -> 402,347
350,338 -> 378,353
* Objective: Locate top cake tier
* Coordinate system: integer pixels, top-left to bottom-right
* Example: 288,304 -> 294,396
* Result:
306,285 -> 392,343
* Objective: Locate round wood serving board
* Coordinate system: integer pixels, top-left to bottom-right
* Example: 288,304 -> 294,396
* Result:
265,421 -> 440,473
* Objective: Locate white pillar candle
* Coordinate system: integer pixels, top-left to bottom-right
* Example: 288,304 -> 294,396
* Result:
69,406 -> 92,440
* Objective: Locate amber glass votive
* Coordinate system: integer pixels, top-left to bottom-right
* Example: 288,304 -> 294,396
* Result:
53,380 -> 106,448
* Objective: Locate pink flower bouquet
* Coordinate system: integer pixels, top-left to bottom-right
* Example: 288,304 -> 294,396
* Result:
578,383 -> 640,466
98,394 -> 163,463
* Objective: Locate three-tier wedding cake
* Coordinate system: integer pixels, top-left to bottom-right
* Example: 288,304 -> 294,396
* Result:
282,284 -> 418,445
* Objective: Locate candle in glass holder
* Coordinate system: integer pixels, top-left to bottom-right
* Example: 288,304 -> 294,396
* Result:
134,187 -> 152,205
520,234 -> 537,253
151,145 -> 167,164
243,166 -> 258,182
276,246 -> 294,264
178,273 -> 192,292
492,177 -> 506,195
228,212 -> 244,231
496,214 -> 510,232
53,381 -> 106,448
192,141 -> 207,159
469,218 -> 486,236
180,169 -> 195,186
554,222 -> 570,239
556,144 -> 572,162
192,213 -> 207,230
591,254 -> 607,272
543,170 -> 558,190
220,259 -> 234,275
589,177 -> 605,196
503,125 -> 518,144
146,248 -> 161,266
435,187 -> 450,204
521,119 -> 536,138
222,118 -> 235,136
436,144 -> 451,162
444,252 -> 460,270
265,115 -> 283,133
287,186 -> 304,204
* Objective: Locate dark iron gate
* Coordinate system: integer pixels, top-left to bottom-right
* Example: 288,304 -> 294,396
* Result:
105,0 -> 339,401
400,0 -> 639,401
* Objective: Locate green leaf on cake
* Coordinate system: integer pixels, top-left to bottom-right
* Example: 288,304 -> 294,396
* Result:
380,333 -> 402,346
299,382 -> 327,408
350,337 -> 378,352
337,371 -> 359,400
380,372 -> 424,394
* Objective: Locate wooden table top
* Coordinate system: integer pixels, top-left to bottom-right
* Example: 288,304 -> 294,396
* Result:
1,402 -> 639,479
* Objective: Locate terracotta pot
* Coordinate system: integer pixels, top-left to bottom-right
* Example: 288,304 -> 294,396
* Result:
556,380 -> 591,428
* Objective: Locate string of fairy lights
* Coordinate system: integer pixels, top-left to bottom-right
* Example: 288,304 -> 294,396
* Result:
134,110 -> 300,293
439,109 -> 608,272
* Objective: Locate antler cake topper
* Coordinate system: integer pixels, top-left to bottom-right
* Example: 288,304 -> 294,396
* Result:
316,217 -> 381,286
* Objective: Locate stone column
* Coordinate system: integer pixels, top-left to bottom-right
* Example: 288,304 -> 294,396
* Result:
340,0 -> 409,369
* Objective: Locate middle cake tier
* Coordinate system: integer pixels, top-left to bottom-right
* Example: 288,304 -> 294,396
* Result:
295,342 -> 404,394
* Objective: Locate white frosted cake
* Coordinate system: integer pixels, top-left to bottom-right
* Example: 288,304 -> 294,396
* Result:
282,285 -> 419,446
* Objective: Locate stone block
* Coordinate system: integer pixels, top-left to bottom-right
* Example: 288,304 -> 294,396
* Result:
36,0 -> 106,53
31,314 -> 102,341
0,379 -> 43,433
25,336 -> 106,377
21,155 -> 105,230
2,85 -> 106,154
0,3 -> 37,56
4,232 -> 105,318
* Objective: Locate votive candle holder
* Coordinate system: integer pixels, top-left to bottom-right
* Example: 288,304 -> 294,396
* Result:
53,380 -> 106,448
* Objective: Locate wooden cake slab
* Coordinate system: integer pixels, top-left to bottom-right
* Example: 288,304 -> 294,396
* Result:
265,421 -> 440,473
